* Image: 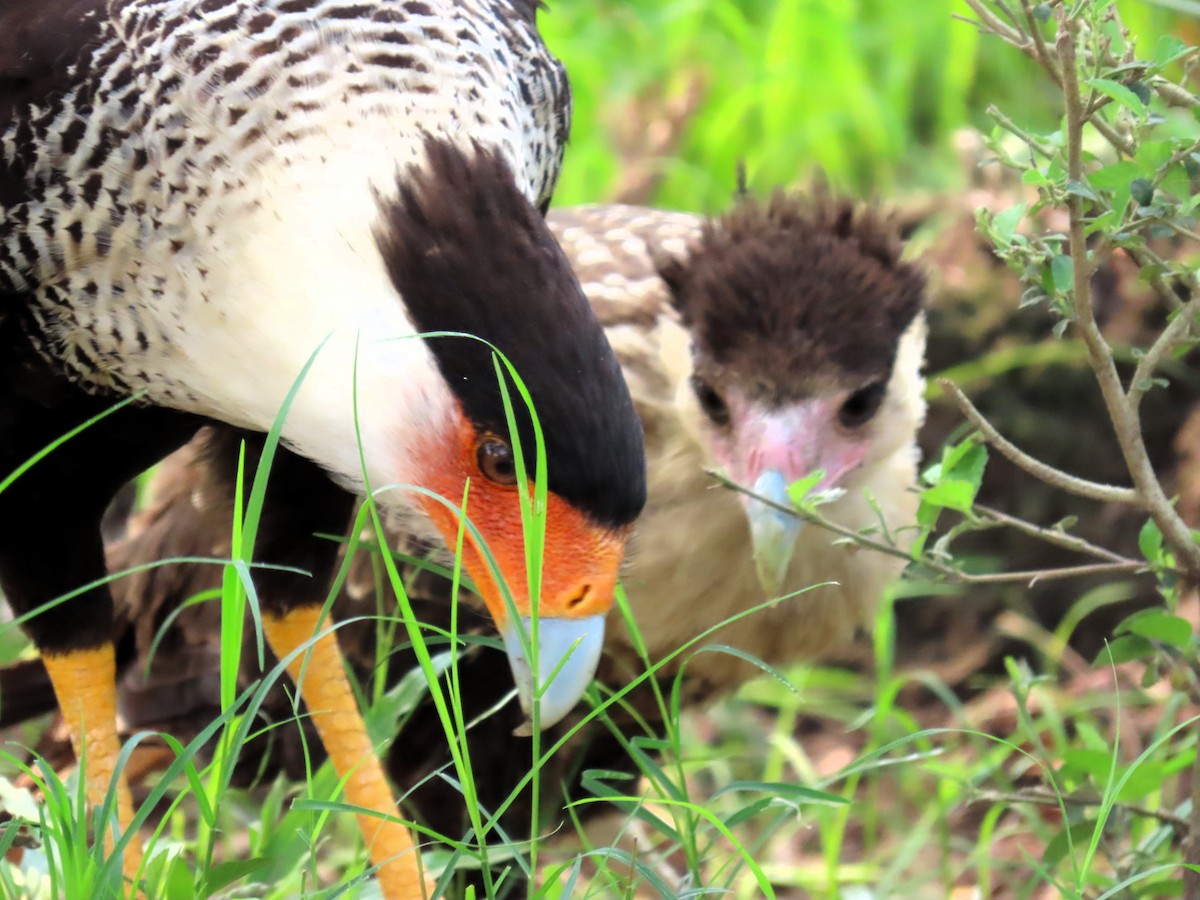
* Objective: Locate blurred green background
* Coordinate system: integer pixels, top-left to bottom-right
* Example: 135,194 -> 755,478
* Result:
541,0 -> 1191,211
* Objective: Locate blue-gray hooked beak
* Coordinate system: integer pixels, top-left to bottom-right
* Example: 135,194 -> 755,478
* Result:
747,469 -> 804,596
501,614 -> 606,734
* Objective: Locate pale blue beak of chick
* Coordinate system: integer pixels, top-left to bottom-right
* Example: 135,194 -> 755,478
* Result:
746,469 -> 804,596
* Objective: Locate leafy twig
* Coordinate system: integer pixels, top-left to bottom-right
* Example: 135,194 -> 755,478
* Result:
1054,7 -> 1200,582
974,504 -> 1132,564
706,471 -> 1149,587
938,380 -> 1141,507
1019,0 -> 1063,88
953,3 -> 1025,46
1128,297 -> 1200,415
1123,244 -> 1191,313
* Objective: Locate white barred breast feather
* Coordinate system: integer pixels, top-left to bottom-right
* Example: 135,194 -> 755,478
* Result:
1,0 -> 568,424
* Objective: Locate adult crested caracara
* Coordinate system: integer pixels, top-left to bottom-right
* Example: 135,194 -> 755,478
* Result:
0,2 -> 646,897
1,188 -> 927,891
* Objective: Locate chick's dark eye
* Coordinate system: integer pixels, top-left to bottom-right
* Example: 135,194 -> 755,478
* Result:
476,438 -> 518,485
690,375 -> 731,427
839,381 -> 887,429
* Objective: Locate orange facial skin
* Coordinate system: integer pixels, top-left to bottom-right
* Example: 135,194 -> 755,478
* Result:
414,413 -> 628,630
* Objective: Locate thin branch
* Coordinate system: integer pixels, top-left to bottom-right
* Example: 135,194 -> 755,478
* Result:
1128,297 -> 1200,415
991,0 -> 1019,26
972,787 -> 1190,832
1056,7 -> 1200,582
958,0 -> 1026,46
987,105 -> 1061,158
1161,218 -> 1200,246
974,504 -> 1132,563
1153,76 -> 1200,110
705,471 -> 1150,588
1020,0 -> 1063,87
705,469 -> 915,566
939,379 -> 1141,507
1089,108 -> 1137,158
1123,244 -> 1191,313
967,0 -> 1133,155
961,560 -> 1147,585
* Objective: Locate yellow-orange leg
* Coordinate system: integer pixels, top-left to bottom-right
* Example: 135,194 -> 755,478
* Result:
263,608 -> 430,900
42,645 -> 145,889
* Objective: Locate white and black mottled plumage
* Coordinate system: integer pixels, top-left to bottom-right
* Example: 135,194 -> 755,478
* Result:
0,191 -> 927,896
2,0 -> 567,410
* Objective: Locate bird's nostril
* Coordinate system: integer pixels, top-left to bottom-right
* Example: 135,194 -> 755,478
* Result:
566,585 -> 591,610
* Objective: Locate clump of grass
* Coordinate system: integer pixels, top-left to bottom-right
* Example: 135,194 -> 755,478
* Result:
544,0 -> 1184,210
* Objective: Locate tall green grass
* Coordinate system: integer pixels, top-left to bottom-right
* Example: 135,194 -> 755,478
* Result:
545,0 -> 1184,208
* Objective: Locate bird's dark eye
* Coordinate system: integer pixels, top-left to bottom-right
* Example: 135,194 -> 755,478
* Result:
476,437 -> 518,485
839,382 -> 887,429
690,375 -> 731,427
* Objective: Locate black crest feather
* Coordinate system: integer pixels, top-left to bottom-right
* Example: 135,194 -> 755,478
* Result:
655,183 -> 925,400
376,137 -> 646,529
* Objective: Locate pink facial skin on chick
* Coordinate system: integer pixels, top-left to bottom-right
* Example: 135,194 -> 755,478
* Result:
712,388 -> 873,594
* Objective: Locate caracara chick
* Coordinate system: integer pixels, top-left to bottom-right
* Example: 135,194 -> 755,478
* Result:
565,191 -> 926,697
1,187 -> 927,891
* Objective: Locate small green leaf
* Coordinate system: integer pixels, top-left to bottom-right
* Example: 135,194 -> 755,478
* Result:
1065,179 -> 1099,201
1131,178 -> 1156,206
1095,634 -> 1154,666
1154,34 -> 1188,66
1061,748 -> 1117,781
165,855 -> 195,898
1139,518 -> 1164,562
722,797 -> 775,828
1124,611 -> 1193,649
1137,262 -> 1168,284
1084,209 -> 1120,235
920,479 -> 977,514
206,859 -> 273,894
1162,162 -> 1191,203
582,768 -> 639,784
1134,878 -> 1184,898
1043,821 -> 1097,869
1089,160 -> 1141,212
1088,77 -> 1146,112
920,443 -> 987,514
991,203 -> 1027,242
1050,255 -> 1074,293
1115,759 -> 1170,803
1137,139 -> 1175,171
940,437 -> 986,480
787,470 -> 826,505
1129,81 -> 1152,107
1142,657 -> 1161,688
